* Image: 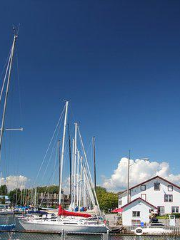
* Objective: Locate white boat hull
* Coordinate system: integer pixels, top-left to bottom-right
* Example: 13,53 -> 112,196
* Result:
132,227 -> 173,235
19,219 -> 108,233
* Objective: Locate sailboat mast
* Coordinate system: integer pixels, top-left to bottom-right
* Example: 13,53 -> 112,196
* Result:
92,137 -> 96,192
74,123 -> 78,207
34,187 -> 37,207
77,150 -> 80,207
0,32 -> 17,157
59,101 -> 68,205
68,124 -> 72,202
71,138 -> 75,208
58,140 -> 61,202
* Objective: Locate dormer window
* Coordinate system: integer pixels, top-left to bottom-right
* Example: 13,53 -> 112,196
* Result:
168,185 -> 173,191
140,185 -> 146,191
154,182 -> 160,191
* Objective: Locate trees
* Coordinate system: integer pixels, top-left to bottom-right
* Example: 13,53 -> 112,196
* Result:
8,188 -> 21,205
37,185 -> 59,194
8,185 -> 62,206
96,186 -> 118,213
0,185 -> 8,204
0,185 -> 7,195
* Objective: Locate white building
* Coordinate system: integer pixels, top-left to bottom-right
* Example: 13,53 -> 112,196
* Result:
118,176 -> 180,226
121,198 -> 157,226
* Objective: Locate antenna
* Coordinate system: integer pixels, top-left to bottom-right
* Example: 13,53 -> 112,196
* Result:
127,150 -> 130,204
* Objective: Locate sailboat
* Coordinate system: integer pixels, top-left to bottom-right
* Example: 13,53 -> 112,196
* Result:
0,29 -> 22,228
20,101 -> 108,233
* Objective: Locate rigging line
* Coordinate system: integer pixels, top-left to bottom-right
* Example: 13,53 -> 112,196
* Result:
0,34 -> 17,164
84,138 -> 92,165
77,126 -> 100,213
0,52 -> 11,108
51,141 -> 59,184
11,49 -> 23,177
33,105 -> 65,186
0,48 -> 11,81
69,103 -> 77,128
77,127 -> 93,184
39,149 -> 60,206
15,48 -> 23,126
39,114 -> 64,185
50,138 -> 69,188
41,137 -> 58,182
0,47 -> 12,107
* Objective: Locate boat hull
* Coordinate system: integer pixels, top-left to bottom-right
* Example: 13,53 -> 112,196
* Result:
19,219 -> 108,233
132,227 -> 173,235
0,211 -> 14,215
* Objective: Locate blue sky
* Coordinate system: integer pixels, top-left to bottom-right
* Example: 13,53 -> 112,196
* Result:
0,0 -> 180,187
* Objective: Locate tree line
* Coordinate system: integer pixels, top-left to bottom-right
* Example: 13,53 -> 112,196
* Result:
0,184 -> 118,212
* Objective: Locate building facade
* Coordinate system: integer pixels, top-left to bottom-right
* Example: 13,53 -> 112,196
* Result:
119,176 -> 180,215
38,192 -> 70,208
121,198 -> 157,226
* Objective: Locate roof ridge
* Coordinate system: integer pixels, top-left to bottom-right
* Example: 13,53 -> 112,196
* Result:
120,175 -> 180,195
121,197 -> 157,209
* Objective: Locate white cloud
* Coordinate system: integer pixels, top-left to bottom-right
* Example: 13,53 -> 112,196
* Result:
0,175 -> 28,191
102,157 -> 180,192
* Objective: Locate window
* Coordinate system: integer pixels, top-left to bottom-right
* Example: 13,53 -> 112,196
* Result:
168,185 -> 173,191
140,185 -> 146,191
119,199 -> 122,206
158,206 -> 165,216
154,182 -> 160,191
141,194 -> 146,201
172,206 -> 179,213
164,194 -> 173,202
132,211 -> 140,217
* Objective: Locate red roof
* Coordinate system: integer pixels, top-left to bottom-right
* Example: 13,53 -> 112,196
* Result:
120,175 -> 180,195
121,197 -> 157,210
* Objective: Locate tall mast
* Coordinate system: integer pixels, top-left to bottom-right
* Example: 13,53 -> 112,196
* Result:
58,140 -> 61,202
0,31 -> 17,159
74,123 -> 78,207
79,156 -> 83,208
92,137 -> 96,192
77,150 -> 80,207
59,101 -> 68,205
71,138 -> 75,208
68,124 -> 72,201
78,127 -> 100,212
34,187 -> 37,207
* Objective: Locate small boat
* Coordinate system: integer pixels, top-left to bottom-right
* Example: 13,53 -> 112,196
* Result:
0,224 -> 15,231
0,208 -> 14,215
133,223 -> 173,235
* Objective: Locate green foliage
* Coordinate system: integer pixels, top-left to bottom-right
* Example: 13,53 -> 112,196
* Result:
0,185 -> 7,195
0,196 -> 5,204
172,213 -> 180,218
8,188 -> 21,205
8,185 -> 60,206
37,185 -> 59,194
0,185 -> 8,204
96,186 -> 118,213
157,213 -> 180,219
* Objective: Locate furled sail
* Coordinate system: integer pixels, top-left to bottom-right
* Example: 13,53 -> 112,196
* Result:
58,205 -> 91,218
